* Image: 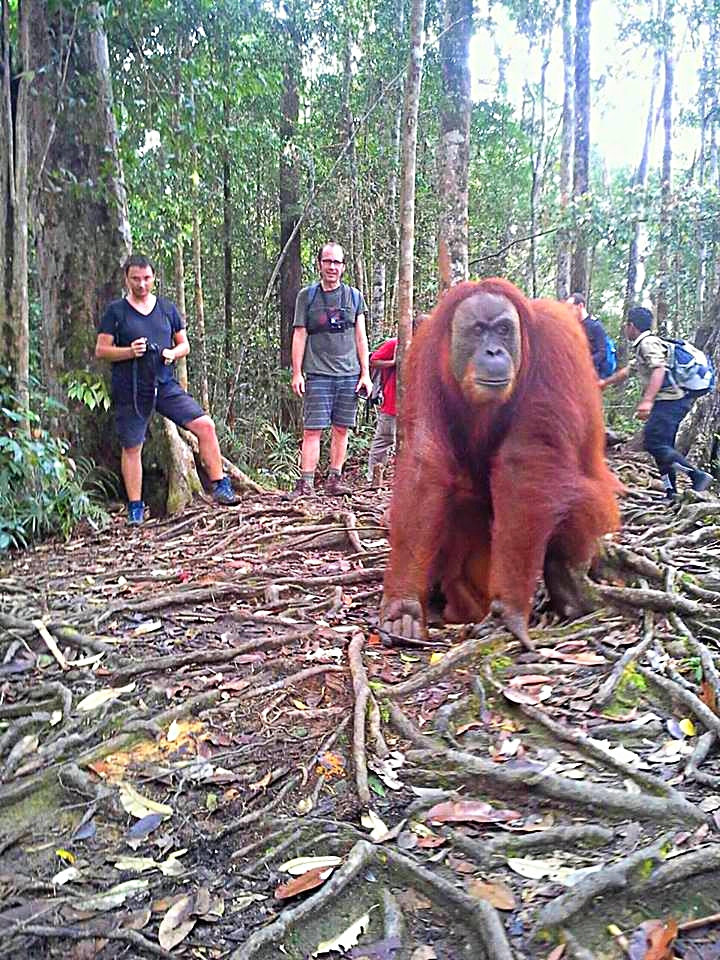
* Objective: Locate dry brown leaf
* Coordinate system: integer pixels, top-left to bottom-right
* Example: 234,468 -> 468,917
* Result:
640,918 -> 679,960
426,800 -> 521,825
508,674 -> 556,687
466,878 -> 517,910
274,865 -> 335,900
158,893 -> 196,950
700,679 -> 718,715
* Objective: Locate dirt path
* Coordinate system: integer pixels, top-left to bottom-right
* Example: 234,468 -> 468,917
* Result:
2,455 -> 720,960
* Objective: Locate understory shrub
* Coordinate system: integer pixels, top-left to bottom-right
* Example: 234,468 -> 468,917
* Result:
0,372 -> 115,550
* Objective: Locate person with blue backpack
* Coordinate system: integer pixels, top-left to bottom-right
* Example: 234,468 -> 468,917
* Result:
599,305 -> 714,501
567,292 -> 616,377
290,242 -> 372,497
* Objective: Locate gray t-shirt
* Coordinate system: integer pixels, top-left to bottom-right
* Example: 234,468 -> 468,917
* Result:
293,283 -> 368,377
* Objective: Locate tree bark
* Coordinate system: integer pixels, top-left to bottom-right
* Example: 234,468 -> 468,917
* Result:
1,0 -> 31,415
397,0 -> 426,429
555,0 -> 574,299
279,54 -> 301,371
654,2 -> 674,332
191,184 -> 211,413
27,0 -> 131,452
437,0 -> 472,291
570,0 -> 591,294
623,26 -> 661,327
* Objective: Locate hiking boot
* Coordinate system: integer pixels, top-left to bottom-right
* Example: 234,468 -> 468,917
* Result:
127,500 -> 145,526
288,477 -> 315,498
212,476 -> 241,505
691,469 -> 713,493
325,473 -> 352,497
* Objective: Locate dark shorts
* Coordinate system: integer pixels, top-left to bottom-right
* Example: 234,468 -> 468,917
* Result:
303,375 -> 358,429
115,379 -> 206,448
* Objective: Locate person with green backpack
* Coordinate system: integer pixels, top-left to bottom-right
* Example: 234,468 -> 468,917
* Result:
600,305 -> 714,501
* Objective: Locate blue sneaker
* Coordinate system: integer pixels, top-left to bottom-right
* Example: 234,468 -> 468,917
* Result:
212,476 -> 240,506
127,500 -> 145,526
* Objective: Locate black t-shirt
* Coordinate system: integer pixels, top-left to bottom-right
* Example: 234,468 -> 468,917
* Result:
98,297 -> 184,396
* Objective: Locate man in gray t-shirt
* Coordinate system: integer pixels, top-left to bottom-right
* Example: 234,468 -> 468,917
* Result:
290,242 -> 372,496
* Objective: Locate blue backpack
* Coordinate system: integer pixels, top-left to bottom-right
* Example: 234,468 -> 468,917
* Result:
663,337 -> 716,396
600,332 -> 617,378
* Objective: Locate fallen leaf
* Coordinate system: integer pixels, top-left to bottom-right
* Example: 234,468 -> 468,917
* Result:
166,720 -> 181,742
132,619 -> 162,636
274,865 -> 335,899
507,857 -> 557,880
158,893 -> 196,950
113,857 -> 159,874
52,866 -> 81,885
410,948 -> 438,960
395,889 -> 432,912
545,947 -> 566,960
466,878 -> 516,910
279,855 -> 343,875
426,800 -> 521,825
119,783 -> 173,820
72,879 -> 149,912
312,911 -> 371,956
76,683 -> 136,712
361,809 -> 390,841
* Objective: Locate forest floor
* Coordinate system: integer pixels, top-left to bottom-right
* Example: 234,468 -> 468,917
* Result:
2,451 -> 720,960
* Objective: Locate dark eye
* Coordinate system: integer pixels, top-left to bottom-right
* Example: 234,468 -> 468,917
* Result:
497,322 -> 510,337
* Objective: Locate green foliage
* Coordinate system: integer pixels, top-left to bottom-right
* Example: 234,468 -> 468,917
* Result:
257,422 -> 300,489
0,375 -> 115,551
63,370 -> 112,412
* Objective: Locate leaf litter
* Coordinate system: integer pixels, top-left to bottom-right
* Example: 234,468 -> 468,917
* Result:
3,462 -> 720,957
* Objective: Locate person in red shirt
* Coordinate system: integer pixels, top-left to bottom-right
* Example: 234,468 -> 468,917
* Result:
366,337 -> 398,484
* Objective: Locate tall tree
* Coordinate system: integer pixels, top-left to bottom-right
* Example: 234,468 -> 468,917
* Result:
437,0 -> 472,290
279,27 -> 301,371
570,0 -> 591,293
556,0 -> 574,298
27,0 -> 131,442
0,0 -> 31,414
397,0 -> 427,414
655,0 -> 674,330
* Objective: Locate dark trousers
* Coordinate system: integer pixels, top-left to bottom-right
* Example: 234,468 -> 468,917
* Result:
643,395 -> 695,483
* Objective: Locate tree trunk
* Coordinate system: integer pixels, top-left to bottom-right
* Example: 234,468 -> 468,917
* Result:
173,238 -> 188,391
655,8 -> 674,332
191,191 -> 211,412
570,0 -> 591,294
623,32 -> 661,327
397,0 -> 426,427
0,0 -> 30,416
279,56 -> 301,371
27,0 -> 131,454
371,261 -> 386,338
556,0 -> 574,299
528,46 -> 551,298
437,0 -> 472,291
223,146 -> 234,420
343,43 -> 367,296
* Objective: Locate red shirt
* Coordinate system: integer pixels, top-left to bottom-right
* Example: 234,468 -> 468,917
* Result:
371,338 -> 398,416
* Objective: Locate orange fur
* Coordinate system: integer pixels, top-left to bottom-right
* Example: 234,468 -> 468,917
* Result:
382,278 -> 621,639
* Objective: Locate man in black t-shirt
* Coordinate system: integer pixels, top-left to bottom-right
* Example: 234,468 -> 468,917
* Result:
567,292 -> 607,377
96,254 -> 239,525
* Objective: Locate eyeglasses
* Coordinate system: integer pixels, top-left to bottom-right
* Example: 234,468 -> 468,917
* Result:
321,259 -> 344,267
